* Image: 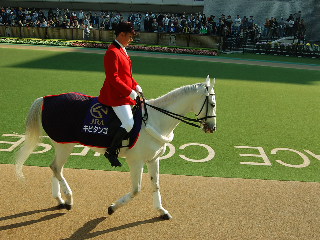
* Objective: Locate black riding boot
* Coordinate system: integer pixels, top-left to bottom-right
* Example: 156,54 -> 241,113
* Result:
104,127 -> 128,167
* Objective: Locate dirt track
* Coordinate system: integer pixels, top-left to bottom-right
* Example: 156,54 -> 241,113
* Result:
1,44 -> 320,239
2,164 -> 320,240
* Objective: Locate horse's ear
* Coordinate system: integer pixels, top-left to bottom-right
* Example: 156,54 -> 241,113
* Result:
206,75 -> 210,87
209,78 -> 215,94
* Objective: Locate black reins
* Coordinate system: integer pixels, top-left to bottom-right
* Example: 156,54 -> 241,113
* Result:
137,90 -> 216,129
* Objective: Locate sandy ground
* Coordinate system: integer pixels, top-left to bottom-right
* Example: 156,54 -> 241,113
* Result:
1,164 -> 320,240
1,44 -> 320,239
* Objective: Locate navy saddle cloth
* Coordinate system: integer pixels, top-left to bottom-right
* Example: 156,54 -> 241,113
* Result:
42,92 -> 142,148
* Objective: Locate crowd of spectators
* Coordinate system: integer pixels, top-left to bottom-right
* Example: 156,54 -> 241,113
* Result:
0,6 -> 307,41
0,7 -> 114,29
262,12 -> 306,40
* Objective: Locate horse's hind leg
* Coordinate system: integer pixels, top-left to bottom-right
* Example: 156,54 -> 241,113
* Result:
50,142 -> 75,210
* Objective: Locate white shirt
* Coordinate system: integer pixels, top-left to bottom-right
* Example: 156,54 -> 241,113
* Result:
234,17 -> 241,27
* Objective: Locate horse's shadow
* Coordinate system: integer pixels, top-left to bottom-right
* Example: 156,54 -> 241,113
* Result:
64,216 -> 164,240
1,207 -> 164,238
0,206 -> 65,231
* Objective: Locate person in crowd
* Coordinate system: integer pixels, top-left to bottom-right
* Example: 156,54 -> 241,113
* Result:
225,15 -> 233,34
83,24 -> 90,40
278,17 -> 285,38
297,19 -> 306,41
78,9 -> 84,24
163,14 -> 170,32
200,24 -> 207,34
248,16 -> 254,30
233,15 -> 241,35
40,19 -> 48,27
151,18 -> 158,32
269,17 -> 278,39
241,16 -> 248,32
287,15 -> 295,36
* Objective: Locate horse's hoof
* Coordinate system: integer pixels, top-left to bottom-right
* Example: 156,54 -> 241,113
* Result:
108,206 -> 115,215
57,204 -> 66,209
65,204 -> 72,210
161,213 -> 172,220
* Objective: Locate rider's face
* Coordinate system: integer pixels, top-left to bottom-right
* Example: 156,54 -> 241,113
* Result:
117,32 -> 134,47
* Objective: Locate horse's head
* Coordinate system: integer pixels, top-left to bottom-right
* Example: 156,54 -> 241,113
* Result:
196,75 -> 217,133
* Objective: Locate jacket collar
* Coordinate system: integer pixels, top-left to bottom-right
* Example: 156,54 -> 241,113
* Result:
112,40 -> 121,49
112,40 -> 129,59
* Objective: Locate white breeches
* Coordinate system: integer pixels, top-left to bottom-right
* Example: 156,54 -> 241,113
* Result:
112,105 -> 134,132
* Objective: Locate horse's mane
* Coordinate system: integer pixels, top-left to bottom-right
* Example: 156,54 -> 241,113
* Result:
147,83 -> 205,107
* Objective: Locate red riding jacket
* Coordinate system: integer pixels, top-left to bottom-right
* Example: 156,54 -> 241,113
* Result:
98,41 -> 138,106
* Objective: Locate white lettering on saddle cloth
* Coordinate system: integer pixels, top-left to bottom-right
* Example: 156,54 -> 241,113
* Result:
82,125 -> 108,135
82,102 -> 109,135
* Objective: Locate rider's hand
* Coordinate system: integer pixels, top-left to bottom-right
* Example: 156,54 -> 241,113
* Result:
136,85 -> 143,93
129,90 -> 138,100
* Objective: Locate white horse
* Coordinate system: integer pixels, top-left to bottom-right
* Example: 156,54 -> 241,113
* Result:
15,76 -> 217,220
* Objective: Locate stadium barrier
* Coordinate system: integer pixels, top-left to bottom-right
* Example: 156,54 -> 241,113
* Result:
0,26 -> 220,49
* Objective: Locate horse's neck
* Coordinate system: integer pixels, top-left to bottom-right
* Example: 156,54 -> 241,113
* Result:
147,90 -> 198,136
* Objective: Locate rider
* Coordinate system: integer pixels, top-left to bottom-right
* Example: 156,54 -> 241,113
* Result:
98,21 -> 142,167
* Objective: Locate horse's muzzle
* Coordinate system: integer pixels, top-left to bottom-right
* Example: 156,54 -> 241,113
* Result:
203,123 -> 216,133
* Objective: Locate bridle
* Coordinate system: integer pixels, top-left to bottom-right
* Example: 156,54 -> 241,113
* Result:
195,89 -> 216,123
137,87 -> 216,129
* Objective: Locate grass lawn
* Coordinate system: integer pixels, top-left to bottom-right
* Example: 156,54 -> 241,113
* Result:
1,47 -> 320,181
220,52 -> 320,65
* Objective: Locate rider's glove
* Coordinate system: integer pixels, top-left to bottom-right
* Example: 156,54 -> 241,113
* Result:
136,85 -> 143,93
129,90 -> 138,100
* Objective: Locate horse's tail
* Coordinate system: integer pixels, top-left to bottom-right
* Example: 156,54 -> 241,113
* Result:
16,97 -> 43,179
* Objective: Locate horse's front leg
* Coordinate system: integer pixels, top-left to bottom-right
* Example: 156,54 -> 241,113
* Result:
108,160 -> 144,215
146,158 -> 172,220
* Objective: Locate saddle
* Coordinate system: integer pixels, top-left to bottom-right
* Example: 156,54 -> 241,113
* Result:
42,92 -> 142,149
